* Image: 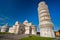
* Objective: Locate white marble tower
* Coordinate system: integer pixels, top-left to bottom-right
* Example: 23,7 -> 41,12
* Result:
38,1 -> 55,38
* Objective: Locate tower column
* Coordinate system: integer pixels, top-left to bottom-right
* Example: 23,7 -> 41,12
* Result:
38,1 -> 55,38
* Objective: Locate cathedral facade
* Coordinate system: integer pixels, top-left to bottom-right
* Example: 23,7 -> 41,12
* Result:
8,20 -> 36,35
38,1 -> 55,38
9,21 -> 25,34
23,20 -> 36,35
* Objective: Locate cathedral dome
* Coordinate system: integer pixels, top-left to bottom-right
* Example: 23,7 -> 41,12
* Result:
15,21 -> 20,25
24,20 -> 28,23
23,20 -> 29,26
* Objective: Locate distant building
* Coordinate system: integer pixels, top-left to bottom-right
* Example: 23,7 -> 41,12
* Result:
55,30 -> 60,37
1,23 -> 9,32
38,1 -> 55,38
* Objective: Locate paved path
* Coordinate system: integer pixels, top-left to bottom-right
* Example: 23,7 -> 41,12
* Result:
0,34 -> 60,40
0,34 -> 29,40
54,37 -> 60,40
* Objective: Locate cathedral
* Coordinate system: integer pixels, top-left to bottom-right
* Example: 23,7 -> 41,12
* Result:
0,20 -> 36,35
23,20 -> 36,35
8,20 -> 36,35
38,1 -> 55,38
9,21 -> 25,34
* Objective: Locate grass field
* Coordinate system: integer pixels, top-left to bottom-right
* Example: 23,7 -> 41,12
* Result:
0,32 -> 12,34
20,36 -> 54,40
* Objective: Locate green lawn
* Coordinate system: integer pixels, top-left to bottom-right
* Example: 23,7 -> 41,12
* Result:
20,36 -> 54,40
0,32 -> 12,34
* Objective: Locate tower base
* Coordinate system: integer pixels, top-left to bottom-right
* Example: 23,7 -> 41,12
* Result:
40,27 -> 55,38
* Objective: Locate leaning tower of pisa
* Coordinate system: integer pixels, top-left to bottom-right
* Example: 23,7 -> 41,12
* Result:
38,1 -> 55,38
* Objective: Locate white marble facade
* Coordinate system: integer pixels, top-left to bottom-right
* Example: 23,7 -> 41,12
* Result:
38,1 -> 55,38
23,20 -> 36,35
1,23 -> 9,32
31,25 -> 36,35
9,21 -> 25,34
8,20 -> 36,35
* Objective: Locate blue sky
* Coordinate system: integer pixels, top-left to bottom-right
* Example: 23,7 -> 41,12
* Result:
0,0 -> 60,32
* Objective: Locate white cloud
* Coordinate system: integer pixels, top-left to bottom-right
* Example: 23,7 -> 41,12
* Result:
0,15 -> 9,21
0,15 -> 9,25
